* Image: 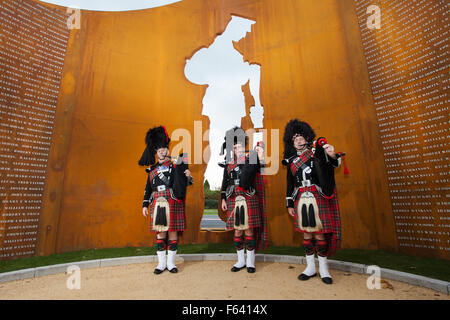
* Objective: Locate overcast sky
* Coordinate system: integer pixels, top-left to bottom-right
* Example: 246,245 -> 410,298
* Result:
39,0 -> 182,11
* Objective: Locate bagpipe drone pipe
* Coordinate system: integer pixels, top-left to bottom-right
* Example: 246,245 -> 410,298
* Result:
312,137 -> 345,199
239,149 -> 261,190
145,153 -> 192,200
172,153 -> 192,199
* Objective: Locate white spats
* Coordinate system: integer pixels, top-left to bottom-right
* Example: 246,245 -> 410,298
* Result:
318,255 -> 332,279
167,250 -> 177,271
246,249 -> 255,269
234,249 -> 246,268
302,254 -> 317,277
156,250 -> 167,271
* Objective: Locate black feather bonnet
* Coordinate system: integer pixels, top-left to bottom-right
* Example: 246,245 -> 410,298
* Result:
283,119 -> 315,159
138,126 -> 170,166
220,126 -> 248,162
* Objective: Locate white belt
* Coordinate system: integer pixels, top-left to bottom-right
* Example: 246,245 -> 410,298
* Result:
302,180 -> 311,187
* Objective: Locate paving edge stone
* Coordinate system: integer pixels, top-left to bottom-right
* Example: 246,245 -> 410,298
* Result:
0,254 -> 448,294
179,254 -> 203,262
328,260 -> 366,274
375,267 -> 450,294
0,268 -> 35,284
99,256 -> 154,267
201,253 -> 235,261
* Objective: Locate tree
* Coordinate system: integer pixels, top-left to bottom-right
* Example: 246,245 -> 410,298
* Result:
204,179 -> 211,192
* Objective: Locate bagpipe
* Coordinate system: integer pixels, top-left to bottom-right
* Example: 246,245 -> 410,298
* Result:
146,153 -> 193,199
218,141 -> 264,190
312,137 -> 346,198
281,137 -> 347,199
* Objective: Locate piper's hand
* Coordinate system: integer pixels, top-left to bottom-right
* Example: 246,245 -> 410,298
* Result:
143,207 -> 149,218
323,144 -> 336,159
255,146 -> 264,159
184,169 -> 191,179
288,207 -> 295,217
221,199 -> 227,211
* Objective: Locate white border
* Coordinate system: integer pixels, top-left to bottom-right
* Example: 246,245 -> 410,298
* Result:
39,0 -> 182,12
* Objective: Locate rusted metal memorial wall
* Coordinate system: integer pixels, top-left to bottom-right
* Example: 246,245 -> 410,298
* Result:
35,0 -> 397,258
0,0 -> 69,259
0,0 -> 448,260
354,0 -> 449,259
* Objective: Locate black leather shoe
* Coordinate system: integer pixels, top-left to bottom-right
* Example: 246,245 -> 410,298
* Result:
231,265 -> 246,272
247,267 -> 256,273
321,277 -> 333,284
154,268 -> 165,275
298,273 -> 317,281
169,267 -> 178,274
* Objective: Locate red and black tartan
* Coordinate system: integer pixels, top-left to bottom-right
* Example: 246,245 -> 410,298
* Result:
289,149 -> 312,176
254,171 -> 268,252
225,159 -> 268,252
290,149 -> 342,257
148,163 -> 186,233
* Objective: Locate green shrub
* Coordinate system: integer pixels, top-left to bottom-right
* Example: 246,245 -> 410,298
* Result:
204,199 -> 218,209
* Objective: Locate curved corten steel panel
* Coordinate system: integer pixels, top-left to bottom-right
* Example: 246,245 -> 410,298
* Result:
35,0 -> 398,256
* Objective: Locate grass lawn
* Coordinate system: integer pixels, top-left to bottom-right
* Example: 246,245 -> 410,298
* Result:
1,244 -> 449,282
203,209 -> 219,216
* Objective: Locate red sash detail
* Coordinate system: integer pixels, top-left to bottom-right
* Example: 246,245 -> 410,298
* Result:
289,149 -> 313,176
148,160 -> 173,181
226,155 -> 246,175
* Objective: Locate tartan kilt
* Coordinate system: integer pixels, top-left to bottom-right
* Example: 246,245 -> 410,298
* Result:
149,189 -> 186,233
225,187 -> 262,230
293,184 -> 342,256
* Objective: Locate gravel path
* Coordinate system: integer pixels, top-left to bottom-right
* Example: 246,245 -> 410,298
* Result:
0,261 -> 448,300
